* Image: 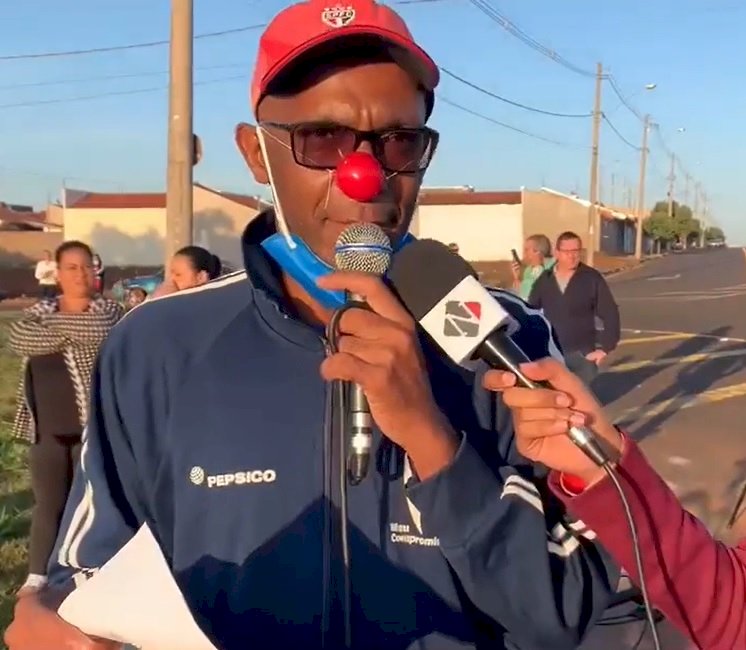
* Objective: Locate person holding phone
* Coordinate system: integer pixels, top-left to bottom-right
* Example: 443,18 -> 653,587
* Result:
510,234 -> 554,300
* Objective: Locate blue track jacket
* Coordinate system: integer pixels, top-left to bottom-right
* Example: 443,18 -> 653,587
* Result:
49,214 -> 618,649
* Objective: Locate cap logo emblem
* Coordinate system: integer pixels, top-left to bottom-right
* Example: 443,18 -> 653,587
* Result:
321,5 -> 356,28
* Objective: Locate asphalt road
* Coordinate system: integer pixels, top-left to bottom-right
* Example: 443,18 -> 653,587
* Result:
579,246 -> 746,650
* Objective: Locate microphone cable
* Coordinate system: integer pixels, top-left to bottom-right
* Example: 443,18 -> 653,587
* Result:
326,306 -> 354,649
601,463 -> 663,650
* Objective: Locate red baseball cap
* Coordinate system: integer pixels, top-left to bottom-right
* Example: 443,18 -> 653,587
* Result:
251,0 -> 439,114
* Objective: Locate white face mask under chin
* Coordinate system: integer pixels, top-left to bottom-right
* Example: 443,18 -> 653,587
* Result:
255,126 -> 294,247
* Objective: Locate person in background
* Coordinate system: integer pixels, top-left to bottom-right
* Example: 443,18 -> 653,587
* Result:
34,250 -> 57,300
8,241 -> 123,596
125,287 -> 147,310
511,234 -> 554,300
150,245 -> 222,298
528,231 -> 620,385
91,254 -> 105,295
447,242 -> 459,254
483,357 -> 746,650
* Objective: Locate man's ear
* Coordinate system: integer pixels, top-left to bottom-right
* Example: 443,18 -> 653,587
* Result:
235,122 -> 269,185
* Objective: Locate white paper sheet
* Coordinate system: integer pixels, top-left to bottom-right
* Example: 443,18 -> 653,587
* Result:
58,524 -> 217,650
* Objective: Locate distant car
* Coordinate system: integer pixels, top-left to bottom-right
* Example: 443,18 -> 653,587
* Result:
110,262 -> 237,305
0,288 -> 7,303
111,269 -> 165,304
707,239 -> 726,248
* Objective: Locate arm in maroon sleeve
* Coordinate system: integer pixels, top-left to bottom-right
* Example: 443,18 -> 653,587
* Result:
549,440 -> 746,650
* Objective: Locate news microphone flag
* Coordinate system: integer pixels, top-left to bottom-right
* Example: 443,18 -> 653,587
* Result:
387,239 -> 609,467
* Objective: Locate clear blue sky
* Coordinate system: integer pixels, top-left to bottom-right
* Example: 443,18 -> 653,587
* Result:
1,0 -> 743,243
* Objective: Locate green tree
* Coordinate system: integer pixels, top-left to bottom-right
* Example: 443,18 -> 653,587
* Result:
646,200 -> 699,246
705,226 -> 725,242
671,203 -> 700,243
643,211 -> 676,243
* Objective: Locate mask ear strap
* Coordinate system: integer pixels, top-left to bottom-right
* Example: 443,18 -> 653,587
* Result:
257,127 -> 296,249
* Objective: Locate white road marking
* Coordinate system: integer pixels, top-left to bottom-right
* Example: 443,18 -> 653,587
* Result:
646,273 -> 681,281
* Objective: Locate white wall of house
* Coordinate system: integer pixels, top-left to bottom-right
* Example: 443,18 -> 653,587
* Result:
61,186 -> 260,266
63,207 -> 165,266
412,203 -> 523,261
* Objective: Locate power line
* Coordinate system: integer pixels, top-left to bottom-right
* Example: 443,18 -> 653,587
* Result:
438,95 -> 589,149
466,0 -> 597,78
602,114 -> 639,150
0,63 -> 245,90
605,75 -> 644,122
0,0 -> 444,61
464,0 -> 706,199
4,61 -> 593,124
0,25 -> 264,61
0,74 -> 245,109
439,67 -> 592,118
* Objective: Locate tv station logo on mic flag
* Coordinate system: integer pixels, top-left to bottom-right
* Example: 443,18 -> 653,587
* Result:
443,301 -> 482,337
419,276 -> 511,365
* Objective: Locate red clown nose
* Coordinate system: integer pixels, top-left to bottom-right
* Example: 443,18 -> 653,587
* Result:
335,152 -> 385,202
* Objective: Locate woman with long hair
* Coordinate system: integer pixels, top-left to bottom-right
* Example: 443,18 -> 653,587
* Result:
9,240 -> 123,595
150,245 -> 222,298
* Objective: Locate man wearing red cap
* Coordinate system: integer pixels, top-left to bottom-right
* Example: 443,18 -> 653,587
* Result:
6,2 -> 618,649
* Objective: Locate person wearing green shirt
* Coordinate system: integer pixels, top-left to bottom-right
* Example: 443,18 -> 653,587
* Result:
511,234 -> 555,299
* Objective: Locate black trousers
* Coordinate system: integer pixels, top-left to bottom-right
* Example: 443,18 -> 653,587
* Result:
28,433 -> 82,575
565,351 -> 600,388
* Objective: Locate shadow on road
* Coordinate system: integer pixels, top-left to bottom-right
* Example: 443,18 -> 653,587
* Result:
623,333 -> 746,442
595,326 -> 736,409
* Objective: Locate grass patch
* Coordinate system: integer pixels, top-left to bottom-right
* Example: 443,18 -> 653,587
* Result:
0,316 -> 29,639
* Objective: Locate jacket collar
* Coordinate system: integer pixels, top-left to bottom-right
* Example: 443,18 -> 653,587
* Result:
240,210 -> 290,305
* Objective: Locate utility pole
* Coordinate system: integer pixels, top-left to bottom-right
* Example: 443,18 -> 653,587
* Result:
165,0 -> 194,263
701,191 -> 709,248
667,152 -> 676,219
634,114 -> 650,260
684,172 -> 690,206
587,62 -> 603,267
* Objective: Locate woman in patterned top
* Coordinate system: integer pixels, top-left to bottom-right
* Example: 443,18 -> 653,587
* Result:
8,241 -> 123,595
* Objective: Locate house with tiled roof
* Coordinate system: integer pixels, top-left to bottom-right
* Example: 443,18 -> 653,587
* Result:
0,202 -> 61,231
61,183 -> 271,266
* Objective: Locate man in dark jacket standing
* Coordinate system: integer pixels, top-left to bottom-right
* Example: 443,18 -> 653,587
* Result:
528,231 -> 621,385
6,3 -> 618,649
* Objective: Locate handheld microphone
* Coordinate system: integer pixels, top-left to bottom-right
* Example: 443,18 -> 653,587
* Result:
387,238 -> 609,467
333,223 -> 393,484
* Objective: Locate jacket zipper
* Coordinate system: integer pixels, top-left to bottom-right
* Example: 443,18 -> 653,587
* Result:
269,303 -> 341,648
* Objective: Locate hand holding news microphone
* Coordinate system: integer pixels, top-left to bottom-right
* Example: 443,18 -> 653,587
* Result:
483,359 -> 623,486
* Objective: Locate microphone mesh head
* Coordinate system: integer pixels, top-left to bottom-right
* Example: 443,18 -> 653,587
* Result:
334,223 -> 393,276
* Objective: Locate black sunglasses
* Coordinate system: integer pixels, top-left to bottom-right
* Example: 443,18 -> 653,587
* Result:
260,121 -> 439,174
